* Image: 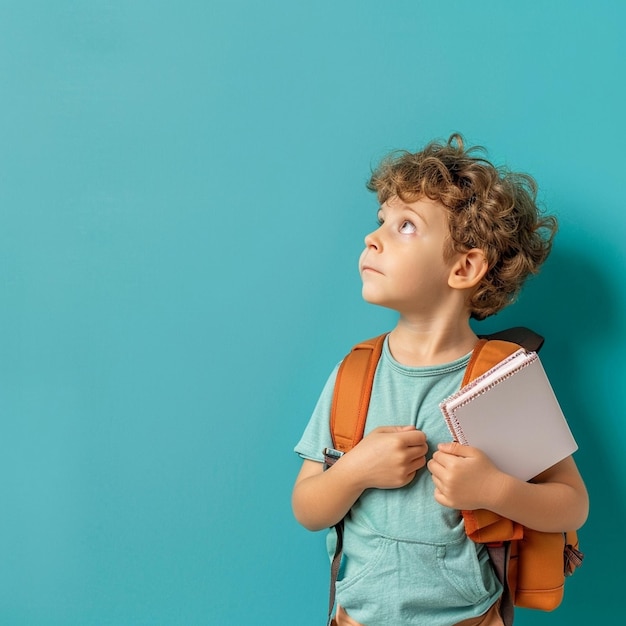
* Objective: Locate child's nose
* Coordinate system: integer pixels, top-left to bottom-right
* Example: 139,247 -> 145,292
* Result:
364,228 -> 381,250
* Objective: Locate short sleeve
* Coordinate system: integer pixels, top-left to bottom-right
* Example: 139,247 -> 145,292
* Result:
293,364 -> 340,462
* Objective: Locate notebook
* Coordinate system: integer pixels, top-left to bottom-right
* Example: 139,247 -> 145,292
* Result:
439,349 -> 578,481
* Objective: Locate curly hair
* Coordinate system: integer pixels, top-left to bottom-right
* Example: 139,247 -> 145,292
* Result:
367,133 -> 558,320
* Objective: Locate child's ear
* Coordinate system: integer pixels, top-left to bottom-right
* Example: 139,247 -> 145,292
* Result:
448,249 -> 488,290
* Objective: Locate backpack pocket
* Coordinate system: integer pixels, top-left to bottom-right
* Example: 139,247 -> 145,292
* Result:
509,529 -> 566,610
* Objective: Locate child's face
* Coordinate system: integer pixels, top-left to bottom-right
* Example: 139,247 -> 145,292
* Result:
359,195 -> 457,315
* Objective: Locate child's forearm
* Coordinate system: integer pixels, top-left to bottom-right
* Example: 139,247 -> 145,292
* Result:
292,458 -> 366,531
293,427 -> 430,530
483,457 -> 589,532
430,443 -> 588,532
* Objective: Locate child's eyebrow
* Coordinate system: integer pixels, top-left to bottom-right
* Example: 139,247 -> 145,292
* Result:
379,200 -> 429,226
398,201 -> 428,225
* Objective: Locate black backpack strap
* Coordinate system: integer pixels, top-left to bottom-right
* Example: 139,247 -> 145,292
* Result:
487,543 -> 514,626
480,326 -> 544,352
326,520 -> 344,626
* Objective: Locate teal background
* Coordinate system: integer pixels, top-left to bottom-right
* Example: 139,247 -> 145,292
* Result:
0,1 -> 623,624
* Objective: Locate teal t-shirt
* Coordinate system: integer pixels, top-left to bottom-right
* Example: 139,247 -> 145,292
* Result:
295,337 -> 501,626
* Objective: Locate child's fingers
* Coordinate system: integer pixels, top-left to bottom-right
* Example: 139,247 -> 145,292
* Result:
437,441 -> 472,457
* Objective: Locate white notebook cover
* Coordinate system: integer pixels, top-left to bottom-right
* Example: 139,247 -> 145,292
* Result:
439,349 -> 578,481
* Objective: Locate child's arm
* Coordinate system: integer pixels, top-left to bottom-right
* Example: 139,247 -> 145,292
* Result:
292,426 -> 428,531
428,442 -> 588,532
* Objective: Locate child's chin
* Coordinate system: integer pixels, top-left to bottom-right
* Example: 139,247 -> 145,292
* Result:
361,290 -> 392,309
360,287 -> 379,304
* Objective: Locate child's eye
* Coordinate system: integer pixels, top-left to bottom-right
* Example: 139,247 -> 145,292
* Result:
399,220 -> 416,234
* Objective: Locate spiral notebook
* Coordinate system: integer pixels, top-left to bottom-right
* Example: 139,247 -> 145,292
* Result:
439,349 -> 578,481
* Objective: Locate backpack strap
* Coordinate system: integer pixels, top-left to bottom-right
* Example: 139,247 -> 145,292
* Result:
460,334 -> 541,543
461,337 -> 526,626
324,334 -> 386,626
487,543 -> 514,626
330,334 -> 387,453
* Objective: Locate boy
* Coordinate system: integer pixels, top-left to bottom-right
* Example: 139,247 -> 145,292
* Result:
292,134 -> 588,626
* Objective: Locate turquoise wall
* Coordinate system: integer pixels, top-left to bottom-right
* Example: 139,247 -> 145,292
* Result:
1,1 -> 623,623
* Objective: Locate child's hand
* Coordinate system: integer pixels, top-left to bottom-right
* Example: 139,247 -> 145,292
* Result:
345,425 -> 428,490
427,441 -> 506,511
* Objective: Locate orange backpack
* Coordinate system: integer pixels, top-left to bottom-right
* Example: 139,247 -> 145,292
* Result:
324,328 -> 583,626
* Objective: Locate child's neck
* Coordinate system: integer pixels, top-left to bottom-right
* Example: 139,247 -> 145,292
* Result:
388,317 -> 478,367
